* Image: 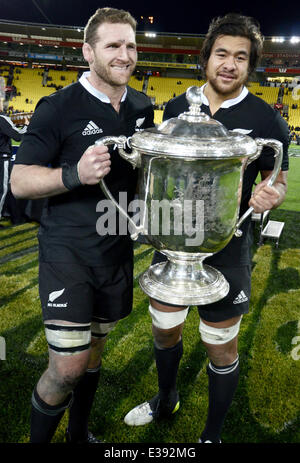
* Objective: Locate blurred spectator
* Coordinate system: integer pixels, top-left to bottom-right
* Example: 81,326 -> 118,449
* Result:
0,98 -> 29,224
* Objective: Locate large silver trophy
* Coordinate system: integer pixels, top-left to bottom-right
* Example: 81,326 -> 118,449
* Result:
97,87 -> 282,306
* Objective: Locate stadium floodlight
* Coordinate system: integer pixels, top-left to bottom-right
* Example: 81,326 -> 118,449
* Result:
290,36 -> 300,44
145,32 -> 157,38
272,37 -> 285,42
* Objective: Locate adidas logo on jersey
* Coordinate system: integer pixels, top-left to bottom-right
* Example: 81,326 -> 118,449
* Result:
233,290 -> 248,304
82,121 -> 103,136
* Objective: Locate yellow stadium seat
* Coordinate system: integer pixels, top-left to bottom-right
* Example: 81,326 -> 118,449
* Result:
282,92 -> 300,128
47,69 -> 78,86
147,77 -> 205,105
154,110 -> 163,125
128,76 -> 144,91
247,83 -> 279,105
11,68 -> 53,112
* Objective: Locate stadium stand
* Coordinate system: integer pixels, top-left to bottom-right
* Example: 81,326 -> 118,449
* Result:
1,62 -> 299,131
47,68 -> 78,87
10,67 -> 53,112
282,91 -> 300,129
6,68 -> 144,114
0,65 -> 9,86
147,76 -> 205,106
147,77 -> 205,124
128,75 -> 144,92
247,82 -> 279,105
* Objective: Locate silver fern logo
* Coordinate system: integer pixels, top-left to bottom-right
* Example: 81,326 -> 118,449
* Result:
135,117 -> 145,131
49,288 -> 65,302
48,289 -> 68,308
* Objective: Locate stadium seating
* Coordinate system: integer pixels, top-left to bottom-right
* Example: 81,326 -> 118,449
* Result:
4,67 -> 299,130
8,69 -> 145,113
154,109 -> 164,124
282,92 -> 300,129
0,65 -> 10,86
147,76 -> 205,105
10,68 -> 54,112
247,83 -> 279,105
147,77 -> 205,124
47,68 -> 78,87
128,76 -> 144,91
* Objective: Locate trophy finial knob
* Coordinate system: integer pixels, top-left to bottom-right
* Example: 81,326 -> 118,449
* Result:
179,86 -> 208,121
186,86 -> 203,107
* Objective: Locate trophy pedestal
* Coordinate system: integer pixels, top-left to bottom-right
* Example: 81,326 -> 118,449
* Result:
139,256 -> 229,306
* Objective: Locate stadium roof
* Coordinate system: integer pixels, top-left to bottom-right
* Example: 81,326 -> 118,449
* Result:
0,18 -> 299,53
1,0 -> 300,37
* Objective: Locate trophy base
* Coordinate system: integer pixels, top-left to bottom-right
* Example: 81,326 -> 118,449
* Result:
139,260 -> 229,306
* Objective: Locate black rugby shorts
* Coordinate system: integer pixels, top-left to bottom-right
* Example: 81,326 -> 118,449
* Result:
151,251 -> 251,323
39,257 -> 133,324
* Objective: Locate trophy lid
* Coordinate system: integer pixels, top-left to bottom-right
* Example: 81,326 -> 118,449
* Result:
130,86 -> 257,158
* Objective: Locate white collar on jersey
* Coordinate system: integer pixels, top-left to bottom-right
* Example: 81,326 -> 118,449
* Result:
79,71 -> 127,103
199,83 -> 249,108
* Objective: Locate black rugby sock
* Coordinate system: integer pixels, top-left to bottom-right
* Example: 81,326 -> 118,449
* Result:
154,339 -> 183,406
67,366 -> 101,442
30,386 -> 72,443
200,356 -> 240,443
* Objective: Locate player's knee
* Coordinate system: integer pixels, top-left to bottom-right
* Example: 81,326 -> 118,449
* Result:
199,317 -> 242,345
199,317 -> 242,365
88,337 -> 107,369
45,357 -> 86,396
44,321 -> 92,389
91,318 -> 117,340
149,304 -> 188,349
205,342 -> 238,366
45,321 -> 91,356
88,318 -> 118,368
54,366 -> 84,393
149,304 -> 188,330
153,325 -> 183,349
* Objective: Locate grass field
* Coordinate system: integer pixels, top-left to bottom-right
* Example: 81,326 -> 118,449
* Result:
0,154 -> 299,444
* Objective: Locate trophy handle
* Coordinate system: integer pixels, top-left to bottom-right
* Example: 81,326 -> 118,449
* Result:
95,136 -> 144,240
234,138 -> 283,237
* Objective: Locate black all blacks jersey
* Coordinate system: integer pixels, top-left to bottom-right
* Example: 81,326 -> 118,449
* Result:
163,85 -> 289,266
15,73 -> 154,265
